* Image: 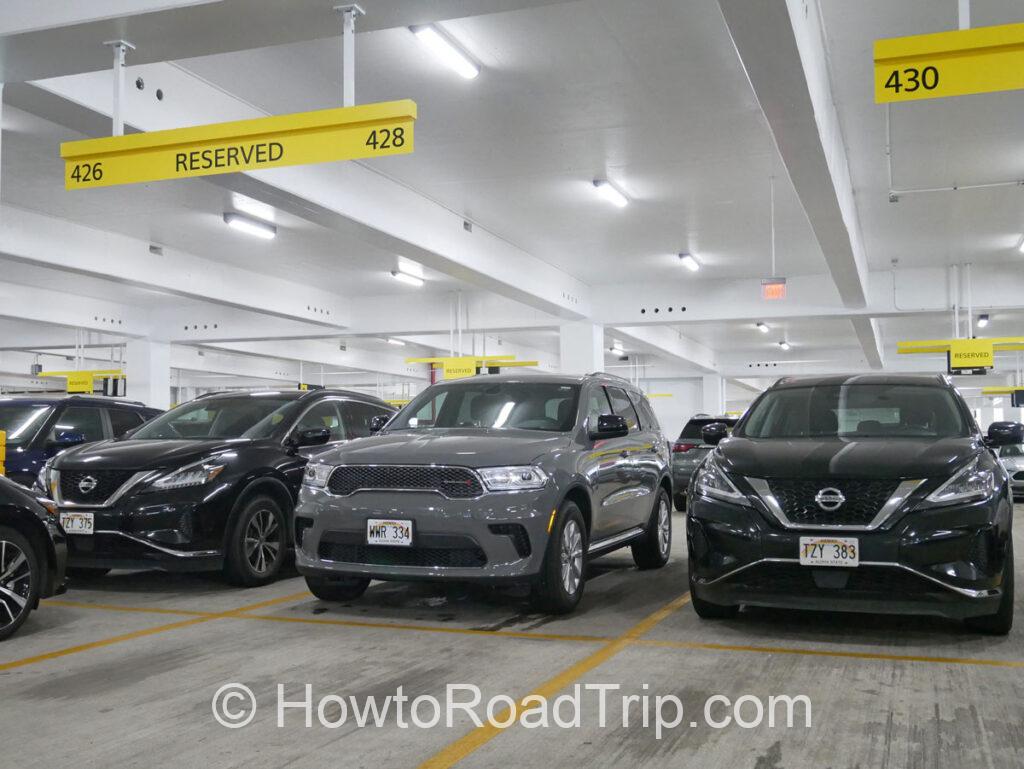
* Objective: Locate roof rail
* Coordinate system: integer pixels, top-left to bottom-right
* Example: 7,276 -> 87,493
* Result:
587,371 -> 633,383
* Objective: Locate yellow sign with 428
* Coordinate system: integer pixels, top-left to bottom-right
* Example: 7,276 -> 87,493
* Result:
61,99 -> 416,189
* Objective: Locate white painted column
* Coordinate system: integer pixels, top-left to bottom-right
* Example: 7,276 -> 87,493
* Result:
559,321 -> 604,376
701,375 -> 725,416
126,340 -> 171,409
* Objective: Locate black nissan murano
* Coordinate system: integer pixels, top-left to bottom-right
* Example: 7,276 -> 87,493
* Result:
686,374 -> 1022,634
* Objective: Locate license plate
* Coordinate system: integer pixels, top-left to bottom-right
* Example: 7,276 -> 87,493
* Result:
366,518 -> 413,547
59,511 -> 95,535
799,536 -> 859,567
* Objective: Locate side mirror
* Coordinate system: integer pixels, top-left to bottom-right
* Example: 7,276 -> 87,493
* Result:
291,427 -> 332,448
589,414 -> 629,440
986,421 -> 1024,447
701,422 -> 730,446
369,414 -> 390,434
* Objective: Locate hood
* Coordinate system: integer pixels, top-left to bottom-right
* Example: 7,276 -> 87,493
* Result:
317,428 -> 571,468
717,436 -> 981,480
52,438 -> 256,471
1000,455 -> 1024,471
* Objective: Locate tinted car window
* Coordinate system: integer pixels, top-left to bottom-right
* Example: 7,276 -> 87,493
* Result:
630,393 -> 661,432
51,406 -> 105,442
0,403 -> 53,447
345,401 -> 389,439
606,387 -> 640,432
108,408 -> 145,437
392,382 -> 580,433
132,396 -> 298,440
586,388 -> 612,427
679,417 -> 738,440
739,384 -> 969,439
295,401 -> 346,442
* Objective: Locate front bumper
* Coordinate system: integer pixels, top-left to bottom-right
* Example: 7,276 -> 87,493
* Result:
687,493 -> 1010,620
61,486 -> 229,572
294,486 -> 560,583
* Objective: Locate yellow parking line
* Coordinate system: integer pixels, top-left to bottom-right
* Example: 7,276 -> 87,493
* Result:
637,638 -> 1024,668
0,591 -> 310,673
418,592 -> 692,769
45,599 -> 217,618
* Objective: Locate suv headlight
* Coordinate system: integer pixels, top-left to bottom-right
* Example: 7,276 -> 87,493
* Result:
151,459 -> 226,490
303,462 -> 334,488
36,458 -> 56,495
694,454 -> 749,506
478,466 -> 549,492
924,455 -> 996,507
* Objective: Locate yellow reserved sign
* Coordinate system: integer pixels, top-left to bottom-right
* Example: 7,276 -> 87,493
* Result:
66,372 -> 96,393
61,99 -> 416,189
875,22 -> 1024,103
949,339 -> 994,369
442,358 -> 479,380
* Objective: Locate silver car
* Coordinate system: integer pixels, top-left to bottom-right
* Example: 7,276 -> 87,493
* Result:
997,443 -> 1024,499
293,374 -> 673,614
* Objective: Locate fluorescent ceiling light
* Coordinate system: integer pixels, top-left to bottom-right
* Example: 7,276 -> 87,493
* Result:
386,338 -> 406,346
756,322 -> 770,334
223,212 -> 276,240
593,179 -> 629,208
778,341 -> 791,351
391,269 -> 424,288
611,341 -> 624,354
411,25 -> 479,79
977,314 -> 990,328
1018,236 -> 1024,254
678,253 -> 700,272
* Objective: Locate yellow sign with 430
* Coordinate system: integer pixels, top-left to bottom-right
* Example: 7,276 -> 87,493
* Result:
61,99 -> 416,189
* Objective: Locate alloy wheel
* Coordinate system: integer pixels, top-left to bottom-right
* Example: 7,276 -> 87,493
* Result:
0,539 -> 32,632
244,509 -> 281,575
658,498 -> 671,556
559,519 -> 584,595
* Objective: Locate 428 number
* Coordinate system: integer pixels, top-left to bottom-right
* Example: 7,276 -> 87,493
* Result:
69,162 -> 104,184
884,66 -> 939,94
365,126 -> 406,151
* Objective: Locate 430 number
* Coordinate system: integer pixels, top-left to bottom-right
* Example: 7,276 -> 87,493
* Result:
69,162 -> 104,183
365,127 -> 406,150
884,66 -> 939,94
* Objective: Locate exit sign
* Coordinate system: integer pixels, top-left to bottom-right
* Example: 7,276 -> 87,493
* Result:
761,278 -> 787,300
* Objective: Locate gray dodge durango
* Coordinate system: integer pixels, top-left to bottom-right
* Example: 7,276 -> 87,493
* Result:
294,373 -> 672,613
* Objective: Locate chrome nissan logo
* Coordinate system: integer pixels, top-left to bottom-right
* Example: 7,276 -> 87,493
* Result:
78,476 -> 99,495
814,487 -> 845,511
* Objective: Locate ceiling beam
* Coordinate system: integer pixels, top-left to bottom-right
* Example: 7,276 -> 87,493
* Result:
200,339 -> 428,381
612,326 -> 718,374
0,279 -> 149,336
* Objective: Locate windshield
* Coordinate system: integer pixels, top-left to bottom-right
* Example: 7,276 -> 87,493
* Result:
390,381 -> 580,433
0,403 -> 54,447
738,384 -> 970,439
1000,443 -> 1024,458
131,396 -> 298,440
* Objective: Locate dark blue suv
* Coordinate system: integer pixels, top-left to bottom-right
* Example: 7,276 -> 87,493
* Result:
0,396 -> 162,488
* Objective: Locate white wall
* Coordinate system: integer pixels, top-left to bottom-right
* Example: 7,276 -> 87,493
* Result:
639,378 -> 702,437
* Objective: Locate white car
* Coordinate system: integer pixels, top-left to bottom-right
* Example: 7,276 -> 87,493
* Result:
997,443 -> 1024,500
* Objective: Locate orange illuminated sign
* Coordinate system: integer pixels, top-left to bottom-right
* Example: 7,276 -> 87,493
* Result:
761,278 -> 787,300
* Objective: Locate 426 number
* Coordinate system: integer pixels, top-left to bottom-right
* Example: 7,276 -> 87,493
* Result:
884,66 -> 939,94
69,162 -> 104,184
365,127 -> 406,151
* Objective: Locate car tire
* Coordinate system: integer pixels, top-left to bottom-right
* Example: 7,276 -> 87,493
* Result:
632,488 -> 672,570
67,567 -> 111,578
965,541 -> 1013,636
531,501 -> 587,615
687,549 -> 739,620
306,575 -> 371,602
0,525 -> 41,642
223,495 -> 287,587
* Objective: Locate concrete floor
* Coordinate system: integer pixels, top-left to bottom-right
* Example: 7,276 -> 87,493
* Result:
3,507 -> 1023,769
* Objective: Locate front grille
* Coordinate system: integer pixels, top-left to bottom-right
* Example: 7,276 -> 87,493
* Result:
59,469 -> 135,504
1013,471 -> 1024,482
326,465 -> 484,498
727,562 -> 935,597
766,478 -> 901,527
318,531 -> 486,568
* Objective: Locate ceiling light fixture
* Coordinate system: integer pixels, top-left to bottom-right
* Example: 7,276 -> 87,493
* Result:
1018,235 -> 1024,254
977,313 -> 990,329
756,322 -> 770,334
778,341 -> 791,351
411,25 -> 479,79
386,337 -> 406,346
593,179 -> 629,208
223,212 -> 276,240
391,269 -> 424,288
678,253 -> 700,272
611,341 -> 624,354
